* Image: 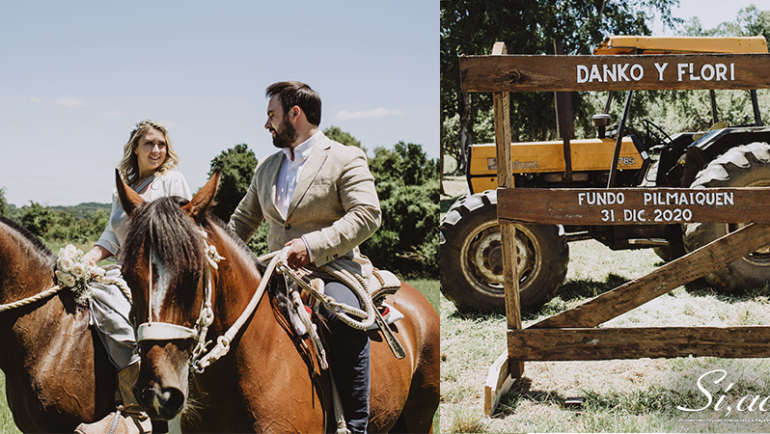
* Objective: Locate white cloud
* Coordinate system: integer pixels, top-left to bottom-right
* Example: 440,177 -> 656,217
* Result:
30,97 -> 41,104
104,111 -> 121,118
55,97 -> 85,108
336,107 -> 402,121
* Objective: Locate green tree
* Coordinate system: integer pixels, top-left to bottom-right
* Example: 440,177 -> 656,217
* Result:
440,0 -> 680,173
641,5 -> 770,133
324,126 -> 362,148
246,223 -> 270,256
364,142 -> 439,277
34,204 -> 110,244
18,202 -> 55,238
208,144 -> 259,223
207,144 -> 270,254
684,6 -> 770,40
0,187 -> 8,217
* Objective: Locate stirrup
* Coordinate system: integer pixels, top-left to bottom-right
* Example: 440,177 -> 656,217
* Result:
74,404 -> 152,434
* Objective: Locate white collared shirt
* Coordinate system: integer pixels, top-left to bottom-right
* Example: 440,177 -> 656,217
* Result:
275,131 -> 320,219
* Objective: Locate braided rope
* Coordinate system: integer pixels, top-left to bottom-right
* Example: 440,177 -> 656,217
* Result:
109,278 -> 132,303
0,286 -> 63,312
277,261 -> 376,331
0,244 -> 133,315
255,249 -> 377,331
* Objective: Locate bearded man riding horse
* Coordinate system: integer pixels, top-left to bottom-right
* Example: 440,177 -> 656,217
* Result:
226,81 -> 386,433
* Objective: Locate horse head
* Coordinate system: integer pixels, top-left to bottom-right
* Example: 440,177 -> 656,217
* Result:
117,170 -> 222,420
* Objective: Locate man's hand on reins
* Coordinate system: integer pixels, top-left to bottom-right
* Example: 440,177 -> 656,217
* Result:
284,238 -> 310,269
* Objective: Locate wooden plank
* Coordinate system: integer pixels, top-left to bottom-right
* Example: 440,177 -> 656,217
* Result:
594,35 -> 768,55
553,39 -> 574,182
484,351 -> 516,416
508,326 -> 770,361
498,187 -> 770,225
492,41 -> 524,378
460,54 -> 770,92
533,223 -> 770,329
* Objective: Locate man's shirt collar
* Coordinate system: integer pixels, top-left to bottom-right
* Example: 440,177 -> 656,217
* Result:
282,130 -> 321,163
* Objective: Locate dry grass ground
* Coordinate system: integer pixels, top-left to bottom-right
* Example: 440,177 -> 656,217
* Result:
441,239 -> 770,433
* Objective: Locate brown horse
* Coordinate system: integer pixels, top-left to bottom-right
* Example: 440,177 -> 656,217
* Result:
0,217 -> 117,432
116,172 -> 440,433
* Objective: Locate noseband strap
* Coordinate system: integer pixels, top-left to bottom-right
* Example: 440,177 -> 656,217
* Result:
137,322 -> 196,341
136,243 -> 219,371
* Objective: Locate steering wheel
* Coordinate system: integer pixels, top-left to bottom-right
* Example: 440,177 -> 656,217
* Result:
641,119 -> 673,146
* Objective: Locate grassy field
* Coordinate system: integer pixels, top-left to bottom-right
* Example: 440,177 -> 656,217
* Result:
409,279 -> 441,432
440,239 -> 770,433
0,375 -> 18,434
409,278 -> 440,311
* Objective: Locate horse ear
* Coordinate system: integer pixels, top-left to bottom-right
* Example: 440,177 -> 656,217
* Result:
116,169 -> 145,216
182,170 -> 220,220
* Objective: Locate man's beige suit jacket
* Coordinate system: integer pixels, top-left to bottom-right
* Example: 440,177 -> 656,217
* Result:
228,133 -> 381,281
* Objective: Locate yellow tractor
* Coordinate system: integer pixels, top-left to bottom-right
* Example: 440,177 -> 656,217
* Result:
440,35 -> 770,313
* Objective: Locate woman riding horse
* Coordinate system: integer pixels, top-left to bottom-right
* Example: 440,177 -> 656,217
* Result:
78,120 -> 191,433
0,121 -> 191,433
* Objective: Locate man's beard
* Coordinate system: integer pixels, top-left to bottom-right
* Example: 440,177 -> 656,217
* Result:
271,116 -> 296,148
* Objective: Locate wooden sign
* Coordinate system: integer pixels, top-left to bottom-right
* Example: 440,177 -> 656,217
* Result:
472,41 -> 770,418
460,54 -> 770,92
497,187 -> 770,225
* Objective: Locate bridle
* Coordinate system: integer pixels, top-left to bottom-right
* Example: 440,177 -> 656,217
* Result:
134,237 -> 282,374
135,241 -> 219,373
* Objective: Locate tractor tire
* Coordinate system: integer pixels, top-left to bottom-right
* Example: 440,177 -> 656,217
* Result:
683,142 -> 770,292
440,190 -> 569,313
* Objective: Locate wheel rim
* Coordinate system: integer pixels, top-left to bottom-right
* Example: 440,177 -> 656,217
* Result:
727,179 -> 770,266
459,221 -> 542,298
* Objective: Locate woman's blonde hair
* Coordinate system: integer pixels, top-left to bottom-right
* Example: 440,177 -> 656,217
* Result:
118,120 -> 180,185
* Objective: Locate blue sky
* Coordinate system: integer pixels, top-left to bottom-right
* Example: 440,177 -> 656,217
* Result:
652,0 -> 767,34
0,1 -> 438,206
1,1 -> 767,206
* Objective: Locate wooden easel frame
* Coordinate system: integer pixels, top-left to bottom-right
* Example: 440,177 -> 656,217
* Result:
458,42 -> 770,416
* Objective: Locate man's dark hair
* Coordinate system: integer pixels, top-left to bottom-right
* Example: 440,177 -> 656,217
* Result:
266,81 -> 322,126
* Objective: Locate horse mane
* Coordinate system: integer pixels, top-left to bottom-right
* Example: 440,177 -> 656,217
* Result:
122,197 -> 262,275
0,216 -> 54,259
207,216 -> 261,266
122,197 -> 206,275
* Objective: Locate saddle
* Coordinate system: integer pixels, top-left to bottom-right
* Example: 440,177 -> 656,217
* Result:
278,266 -> 404,337
255,250 -> 407,360
369,269 -> 402,306
291,266 -> 401,309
